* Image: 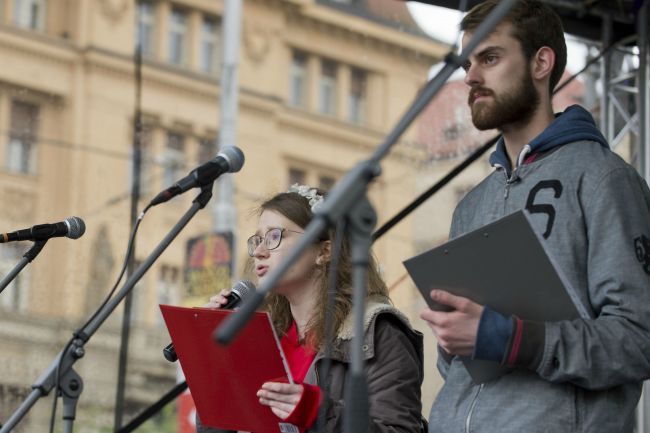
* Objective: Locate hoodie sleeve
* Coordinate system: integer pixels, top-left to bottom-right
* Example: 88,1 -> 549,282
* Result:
532,166 -> 650,389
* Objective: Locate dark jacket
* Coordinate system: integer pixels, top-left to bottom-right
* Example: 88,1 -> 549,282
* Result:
198,296 -> 425,433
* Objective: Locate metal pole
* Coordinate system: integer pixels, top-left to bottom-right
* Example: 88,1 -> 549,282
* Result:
600,14 -> 612,138
213,0 -> 242,258
639,0 -> 650,181
113,22 -> 144,431
637,3 -> 650,432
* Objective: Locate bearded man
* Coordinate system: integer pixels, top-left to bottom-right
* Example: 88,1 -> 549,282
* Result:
420,1 -> 650,432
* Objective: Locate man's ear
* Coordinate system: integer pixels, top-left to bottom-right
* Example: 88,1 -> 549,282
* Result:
532,46 -> 555,81
317,240 -> 332,265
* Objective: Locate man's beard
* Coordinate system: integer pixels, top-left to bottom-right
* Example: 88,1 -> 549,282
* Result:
468,70 -> 540,131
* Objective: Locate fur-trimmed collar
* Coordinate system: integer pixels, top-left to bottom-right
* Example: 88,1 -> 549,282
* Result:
337,295 -> 414,341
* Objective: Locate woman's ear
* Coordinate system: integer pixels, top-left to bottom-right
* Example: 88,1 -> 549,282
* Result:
316,240 -> 332,265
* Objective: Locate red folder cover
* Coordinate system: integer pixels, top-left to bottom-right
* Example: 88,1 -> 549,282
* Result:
160,305 -> 296,433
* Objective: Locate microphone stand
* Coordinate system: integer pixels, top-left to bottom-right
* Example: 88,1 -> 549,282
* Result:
0,185 -> 215,433
0,240 -> 47,295
215,1 -> 518,432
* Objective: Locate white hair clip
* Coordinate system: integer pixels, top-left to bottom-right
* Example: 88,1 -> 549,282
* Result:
287,184 -> 324,211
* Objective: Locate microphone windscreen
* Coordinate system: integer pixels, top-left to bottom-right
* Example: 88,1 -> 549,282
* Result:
219,146 -> 245,173
65,216 -> 86,239
231,280 -> 255,301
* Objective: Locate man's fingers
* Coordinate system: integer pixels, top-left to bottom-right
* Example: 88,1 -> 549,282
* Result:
429,289 -> 469,310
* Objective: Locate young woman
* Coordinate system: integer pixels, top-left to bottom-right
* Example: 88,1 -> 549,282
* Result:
198,185 -> 424,433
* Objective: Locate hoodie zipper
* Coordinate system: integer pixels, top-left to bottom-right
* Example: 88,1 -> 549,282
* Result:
495,145 -> 531,200
465,384 -> 484,433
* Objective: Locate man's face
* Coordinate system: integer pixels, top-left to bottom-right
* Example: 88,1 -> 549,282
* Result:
462,23 -> 540,131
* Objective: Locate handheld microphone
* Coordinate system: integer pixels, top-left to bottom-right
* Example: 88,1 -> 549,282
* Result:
0,216 -> 86,243
163,280 -> 256,362
150,146 -> 245,206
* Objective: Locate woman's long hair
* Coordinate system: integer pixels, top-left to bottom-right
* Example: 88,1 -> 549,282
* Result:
258,190 -> 389,349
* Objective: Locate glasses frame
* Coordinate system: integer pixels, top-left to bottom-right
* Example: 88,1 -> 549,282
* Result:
247,227 -> 304,257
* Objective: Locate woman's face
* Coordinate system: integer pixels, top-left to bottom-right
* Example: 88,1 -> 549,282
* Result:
251,209 -> 321,295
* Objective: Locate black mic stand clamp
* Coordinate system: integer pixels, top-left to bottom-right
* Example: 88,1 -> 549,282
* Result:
59,339 -> 85,433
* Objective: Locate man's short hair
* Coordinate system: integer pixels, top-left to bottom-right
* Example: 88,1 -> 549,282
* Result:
460,0 -> 567,94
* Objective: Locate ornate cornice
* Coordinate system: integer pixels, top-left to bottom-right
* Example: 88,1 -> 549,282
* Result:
279,0 -> 445,64
99,0 -> 130,23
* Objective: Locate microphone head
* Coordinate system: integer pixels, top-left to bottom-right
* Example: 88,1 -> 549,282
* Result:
64,216 -> 86,239
231,280 -> 255,301
218,146 -> 245,173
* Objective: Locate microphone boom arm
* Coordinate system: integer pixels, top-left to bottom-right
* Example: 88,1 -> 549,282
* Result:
0,240 -> 47,296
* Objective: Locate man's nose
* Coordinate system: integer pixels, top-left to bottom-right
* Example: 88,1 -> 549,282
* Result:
464,63 -> 482,87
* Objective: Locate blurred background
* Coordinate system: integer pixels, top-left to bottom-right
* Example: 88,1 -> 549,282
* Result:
0,0 -> 644,432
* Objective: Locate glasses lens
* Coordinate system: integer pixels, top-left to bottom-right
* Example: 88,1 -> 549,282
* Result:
247,235 -> 262,257
265,228 -> 283,250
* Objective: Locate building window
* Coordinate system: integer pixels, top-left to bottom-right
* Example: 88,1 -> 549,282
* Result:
319,175 -> 336,191
135,0 -> 156,57
288,168 -> 306,186
200,17 -> 220,75
289,50 -> 308,108
156,265 -> 180,326
168,8 -> 188,66
349,68 -> 367,124
163,131 -> 185,188
319,59 -> 338,116
13,0 -> 45,30
0,244 -> 28,312
7,100 -> 39,175
198,138 -> 217,164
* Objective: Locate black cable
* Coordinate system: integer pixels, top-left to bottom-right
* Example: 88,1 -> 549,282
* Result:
116,382 -> 188,433
47,205 -> 151,433
373,135 -> 498,241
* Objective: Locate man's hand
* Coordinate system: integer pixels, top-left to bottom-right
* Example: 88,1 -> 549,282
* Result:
420,290 -> 484,356
257,382 -> 304,419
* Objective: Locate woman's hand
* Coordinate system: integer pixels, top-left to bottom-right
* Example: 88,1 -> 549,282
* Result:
202,288 -> 232,309
257,382 -> 304,419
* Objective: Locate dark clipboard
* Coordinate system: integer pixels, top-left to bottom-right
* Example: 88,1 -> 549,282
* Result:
160,305 -> 297,433
403,210 -> 581,383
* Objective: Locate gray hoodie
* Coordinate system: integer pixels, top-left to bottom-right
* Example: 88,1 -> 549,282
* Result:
429,105 -> 650,433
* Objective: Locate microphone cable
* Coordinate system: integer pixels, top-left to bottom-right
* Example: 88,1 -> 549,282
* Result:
48,204 -> 153,433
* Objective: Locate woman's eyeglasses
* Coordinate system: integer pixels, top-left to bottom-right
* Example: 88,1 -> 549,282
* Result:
247,228 -> 304,257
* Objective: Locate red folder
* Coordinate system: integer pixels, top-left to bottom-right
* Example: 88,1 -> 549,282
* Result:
160,305 -> 297,433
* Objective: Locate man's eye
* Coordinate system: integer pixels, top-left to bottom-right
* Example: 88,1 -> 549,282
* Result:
485,54 -> 498,64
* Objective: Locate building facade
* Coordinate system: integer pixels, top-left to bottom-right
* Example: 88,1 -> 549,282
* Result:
0,0 -> 453,431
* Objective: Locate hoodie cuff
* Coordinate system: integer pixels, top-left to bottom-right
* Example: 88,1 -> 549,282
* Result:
503,318 -> 545,370
284,383 -> 322,429
472,306 -> 514,362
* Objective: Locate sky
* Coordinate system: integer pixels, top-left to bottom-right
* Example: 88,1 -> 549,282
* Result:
405,2 -> 589,75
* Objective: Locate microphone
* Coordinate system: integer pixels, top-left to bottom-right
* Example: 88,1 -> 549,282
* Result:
150,146 -> 245,206
0,216 -> 86,243
163,280 -> 255,362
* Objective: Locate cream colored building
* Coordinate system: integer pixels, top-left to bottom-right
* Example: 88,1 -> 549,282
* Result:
0,0 -> 464,431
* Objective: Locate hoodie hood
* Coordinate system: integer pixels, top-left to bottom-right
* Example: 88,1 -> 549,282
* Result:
489,105 -> 609,172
